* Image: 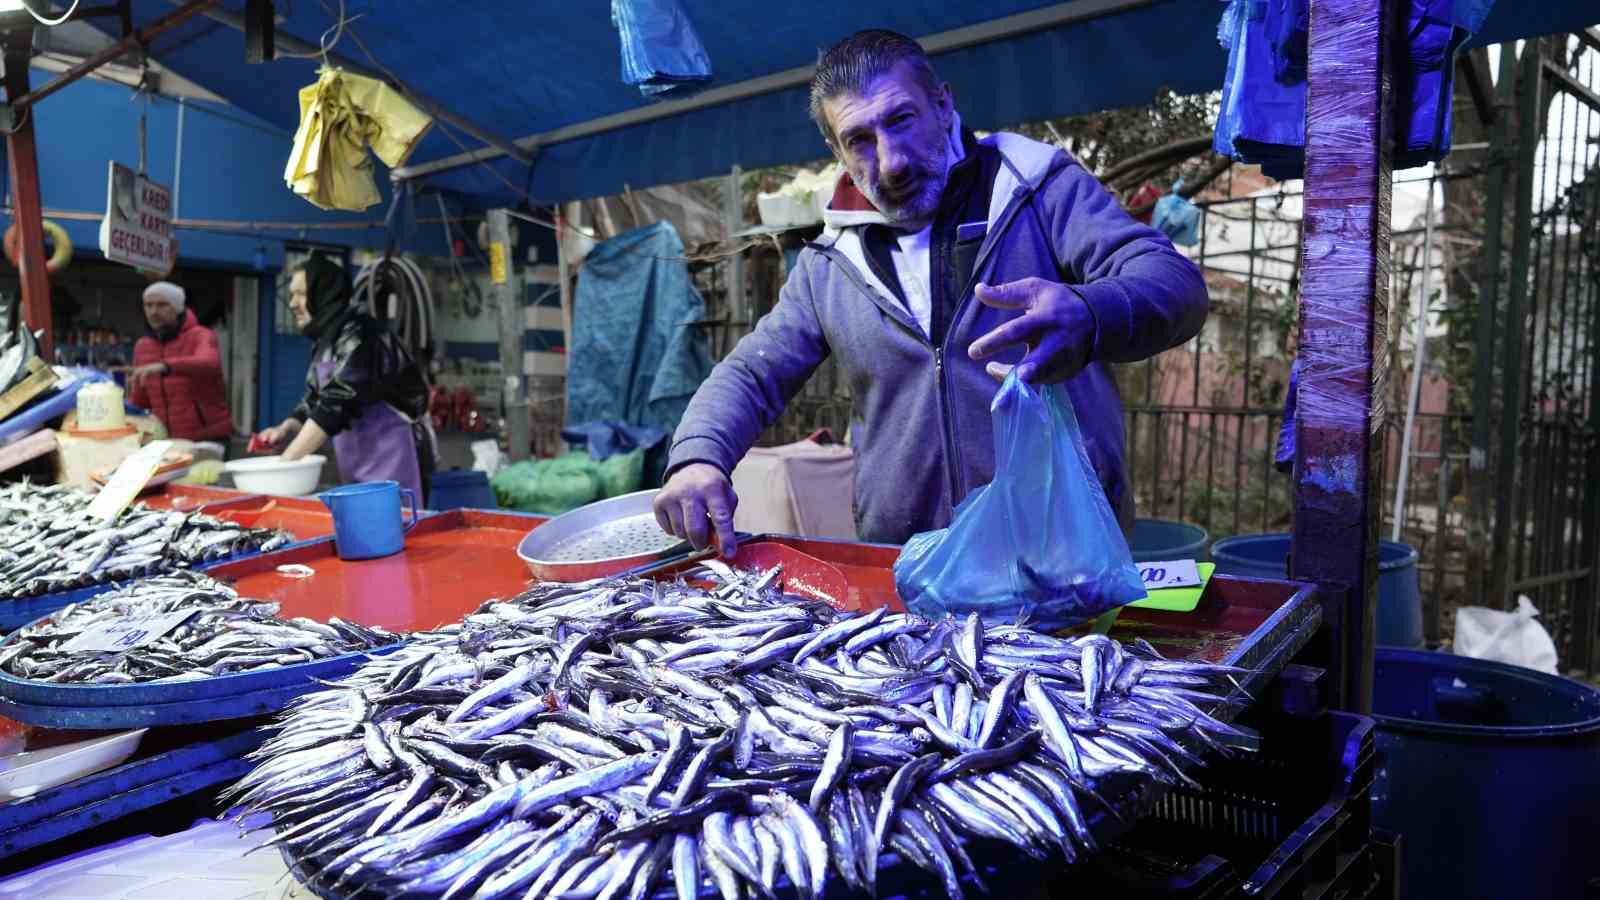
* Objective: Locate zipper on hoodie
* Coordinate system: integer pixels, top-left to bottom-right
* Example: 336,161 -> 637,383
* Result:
814,243 -> 964,506
933,347 -> 961,503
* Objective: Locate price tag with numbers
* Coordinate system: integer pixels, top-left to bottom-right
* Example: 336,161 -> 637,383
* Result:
86,439 -> 174,522
60,609 -> 196,654
1137,559 -> 1203,590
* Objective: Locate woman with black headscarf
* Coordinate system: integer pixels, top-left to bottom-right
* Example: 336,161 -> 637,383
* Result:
254,254 -> 434,502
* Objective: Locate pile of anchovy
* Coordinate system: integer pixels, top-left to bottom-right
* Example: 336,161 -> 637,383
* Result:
235,565 -> 1248,900
0,571 -> 401,684
0,482 -> 293,598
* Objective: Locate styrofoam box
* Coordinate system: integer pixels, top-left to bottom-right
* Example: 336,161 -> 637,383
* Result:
0,816 -> 305,899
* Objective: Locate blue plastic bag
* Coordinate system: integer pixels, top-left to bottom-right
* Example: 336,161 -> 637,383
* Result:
893,372 -> 1147,630
1153,185 -> 1203,247
611,0 -> 713,99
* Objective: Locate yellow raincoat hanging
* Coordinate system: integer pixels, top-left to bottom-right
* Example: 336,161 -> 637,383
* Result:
285,67 -> 433,212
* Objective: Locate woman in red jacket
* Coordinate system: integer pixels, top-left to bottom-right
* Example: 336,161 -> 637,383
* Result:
125,281 -> 234,441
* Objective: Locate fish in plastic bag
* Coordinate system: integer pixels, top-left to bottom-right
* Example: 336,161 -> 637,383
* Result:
893,371 -> 1146,630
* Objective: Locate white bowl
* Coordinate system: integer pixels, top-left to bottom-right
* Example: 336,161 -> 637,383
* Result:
223,454 -> 325,497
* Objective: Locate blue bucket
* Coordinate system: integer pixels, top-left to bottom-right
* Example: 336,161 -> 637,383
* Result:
429,469 -> 497,511
1128,518 -> 1210,563
318,481 -> 418,560
1371,648 -> 1600,899
1210,533 -> 1423,648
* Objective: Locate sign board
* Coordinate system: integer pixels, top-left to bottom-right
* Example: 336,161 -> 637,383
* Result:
60,608 -> 196,654
489,242 -> 508,285
98,161 -> 176,274
1137,559 -> 1204,590
87,439 -> 173,522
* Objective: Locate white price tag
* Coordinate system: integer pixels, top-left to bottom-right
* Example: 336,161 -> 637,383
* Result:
60,609 -> 196,654
1138,559 -> 1203,590
86,439 -> 173,522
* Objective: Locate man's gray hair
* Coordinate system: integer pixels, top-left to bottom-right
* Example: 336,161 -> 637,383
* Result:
808,29 -> 943,144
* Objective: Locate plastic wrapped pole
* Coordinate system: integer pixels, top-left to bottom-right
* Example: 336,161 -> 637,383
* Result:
490,209 -> 531,463
1289,0 -> 1399,714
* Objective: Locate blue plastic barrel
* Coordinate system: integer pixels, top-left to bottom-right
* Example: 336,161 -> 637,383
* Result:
1210,533 -> 1423,647
1371,648 -> 1600,899
429,469 -> 498,510
1128,518 -> 1210,563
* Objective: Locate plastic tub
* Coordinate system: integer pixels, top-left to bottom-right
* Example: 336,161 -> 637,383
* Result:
429,469 -> 497,510
1211,533 -> 1423,648
1129,518 -> 1209,563
223,454 -> 325,497
1370,648 -> 1600,900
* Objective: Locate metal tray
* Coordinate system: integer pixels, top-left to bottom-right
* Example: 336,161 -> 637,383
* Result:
0,682 -> 316,729
516,490 -> 690,582
0,535 -> 336,632
0,629 -> 402,708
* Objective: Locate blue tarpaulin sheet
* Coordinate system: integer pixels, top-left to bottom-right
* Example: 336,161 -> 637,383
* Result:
562,419 -> 669,460
84,1 -> 1590,209
565,222 -> 713,483
1216,0 -> 1496,178
613,0 -> 714,98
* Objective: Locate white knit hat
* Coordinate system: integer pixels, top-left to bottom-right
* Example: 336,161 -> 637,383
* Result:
142,281 -> 185,313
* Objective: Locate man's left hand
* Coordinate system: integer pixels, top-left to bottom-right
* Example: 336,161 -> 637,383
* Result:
126,362 -> 167,386
967,278 -> 1095,384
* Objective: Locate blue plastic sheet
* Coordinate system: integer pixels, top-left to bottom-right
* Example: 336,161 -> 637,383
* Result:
1216,0 -> 1494,177
566,221 -> 714,485
611,0 -> 713,98
1274,358 -> 1299,473
894,372 -> 1147,631
562,419 -> 667,461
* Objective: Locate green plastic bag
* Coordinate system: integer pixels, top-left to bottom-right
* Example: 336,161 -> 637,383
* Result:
596,448 -> 645,499
490,450 -> 646,514
491,453 -> 602,514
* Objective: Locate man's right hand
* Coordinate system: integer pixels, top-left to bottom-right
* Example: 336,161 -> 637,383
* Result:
654,463 -> 739,555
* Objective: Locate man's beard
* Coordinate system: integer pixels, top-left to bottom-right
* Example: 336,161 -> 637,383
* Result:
862,142 -> 950,229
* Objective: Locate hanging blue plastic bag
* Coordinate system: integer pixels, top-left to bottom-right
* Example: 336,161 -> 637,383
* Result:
894,372 -> 1147,630
1153,183 -> 1202,247
611,0 -> 713,99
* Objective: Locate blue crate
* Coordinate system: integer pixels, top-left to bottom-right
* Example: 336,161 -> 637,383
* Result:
0,728 -> 264,860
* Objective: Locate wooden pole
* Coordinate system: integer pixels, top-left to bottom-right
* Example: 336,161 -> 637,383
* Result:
3,35 -> 53,359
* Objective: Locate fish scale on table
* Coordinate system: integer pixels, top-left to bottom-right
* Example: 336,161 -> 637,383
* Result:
233,565 -> 1253,899
0,481 -> 293,598
0,570 -> 401,683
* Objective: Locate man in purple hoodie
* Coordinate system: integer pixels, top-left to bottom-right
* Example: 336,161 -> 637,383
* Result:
655,29 -> 1208,552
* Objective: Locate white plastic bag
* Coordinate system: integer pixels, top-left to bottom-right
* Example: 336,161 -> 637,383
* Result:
471,439 -> 506,479
1453,596 -> 1559,674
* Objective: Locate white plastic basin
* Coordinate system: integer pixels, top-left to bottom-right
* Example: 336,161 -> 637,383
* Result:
223,454 -> 325,497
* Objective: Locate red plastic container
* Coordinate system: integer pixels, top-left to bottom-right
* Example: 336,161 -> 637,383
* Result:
201,509 -> 548,633
640,535 -> 1321,666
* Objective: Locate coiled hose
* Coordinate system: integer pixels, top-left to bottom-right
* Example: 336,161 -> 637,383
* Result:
355,255 -> 433,363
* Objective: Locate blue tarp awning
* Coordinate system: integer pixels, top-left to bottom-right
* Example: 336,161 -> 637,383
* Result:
88,1 -> 1598,208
